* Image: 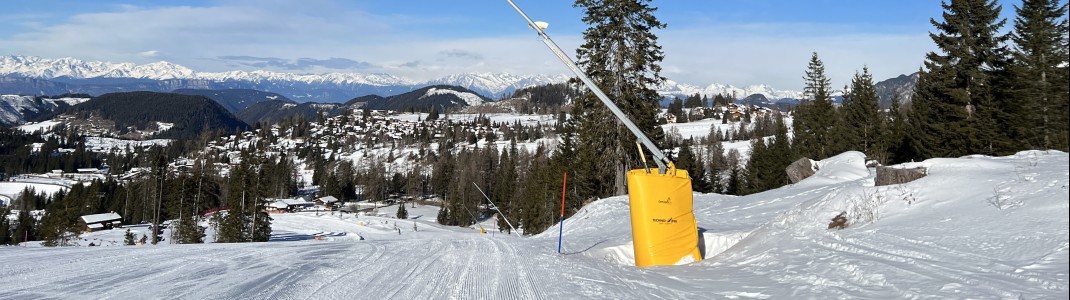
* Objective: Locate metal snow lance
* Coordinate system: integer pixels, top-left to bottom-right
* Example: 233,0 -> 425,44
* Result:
505,0 -> 702,267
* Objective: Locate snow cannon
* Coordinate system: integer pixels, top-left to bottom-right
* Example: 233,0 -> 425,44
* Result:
627,164 -> 702,267
505,0 -> 702,267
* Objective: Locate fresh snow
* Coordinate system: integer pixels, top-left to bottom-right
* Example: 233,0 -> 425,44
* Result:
1,150 -> 1066,299
422,88 -> 486,106
0,181 -> 70,206
16,120 -> 62,134
83,136 -> 172,154
2,95 -> 90,126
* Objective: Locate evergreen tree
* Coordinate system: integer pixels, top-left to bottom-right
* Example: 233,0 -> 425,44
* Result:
794,52 -> 842,160
518,146 -> 554,235
1009,0 -> 1069,151
674,140 -> 709,193
425,106 -> 438,122
124,229 -> 136,245
842,67 -> 886,160
436,205 -> 450,225
743,138 -> 769,194
174,214 -> 205,244
571,0 -> 667,198
11,209 -> 37,245
396,203 -> 408,219
430,147 -> 454,198
0,207 -> 10,245
909,0 -> 1011,159
724,149 -> 744,195
38,204 -> 77,247
886,93 -> 912,163
767,113 -> 795,186
494,148 -> 519,233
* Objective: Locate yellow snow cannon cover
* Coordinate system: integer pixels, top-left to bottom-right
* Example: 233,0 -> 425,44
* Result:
627,167 -> 702,267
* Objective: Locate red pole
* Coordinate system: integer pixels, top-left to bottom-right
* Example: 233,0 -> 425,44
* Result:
560,172 -> 567,217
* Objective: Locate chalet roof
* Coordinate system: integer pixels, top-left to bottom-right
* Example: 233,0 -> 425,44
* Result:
269,198 -> 312,207
81,212 -> 122,224
316,196 -> 339,203
275,198 -> 312,206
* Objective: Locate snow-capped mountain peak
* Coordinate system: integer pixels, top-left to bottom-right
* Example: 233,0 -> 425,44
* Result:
426,72 -> 570,97
2,55 -> 810,101
658,79 -> 804,101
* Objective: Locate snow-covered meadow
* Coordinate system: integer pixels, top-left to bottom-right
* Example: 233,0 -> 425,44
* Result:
1,150 -> 1065,298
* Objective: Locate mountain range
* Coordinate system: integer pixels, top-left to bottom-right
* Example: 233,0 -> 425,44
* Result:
2,55 -> 825,102
2,84 -> 498,132
0,55 -> 567,102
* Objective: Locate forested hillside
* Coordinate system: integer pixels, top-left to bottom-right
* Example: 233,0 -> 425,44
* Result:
54,91 -> 250,139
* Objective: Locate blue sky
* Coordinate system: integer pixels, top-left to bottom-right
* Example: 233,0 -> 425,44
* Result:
0,0 -> 1025,89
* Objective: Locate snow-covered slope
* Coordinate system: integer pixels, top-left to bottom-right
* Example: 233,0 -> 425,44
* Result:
1,150 -> 1065,298
0,94 -> 90,126
421,87 -> 486,106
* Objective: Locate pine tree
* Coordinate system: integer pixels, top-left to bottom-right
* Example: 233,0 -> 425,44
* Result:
724,149 -> 744,195
426,106 -> 440,121
494,148 -> 519,233
515,145 -> 554,235
396,203 -> 408,219
910,0 -> 1012,159
842,67 -> 886,160
794,52 -> 842,160
675,140 -> 709,193
38,203 -> 77,247
743,138 -> 769,194
12,209 -> 37,245
1009,0 -> 1069,151
174,214 -> 205,244
430,147 -> 454,198
0,207 -> 11,245
572,0 -> 667,198
767,113 -> 795,186
124,229 -> 136,245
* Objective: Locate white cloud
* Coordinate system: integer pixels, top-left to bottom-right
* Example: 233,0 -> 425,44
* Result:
138,50 -> 160,57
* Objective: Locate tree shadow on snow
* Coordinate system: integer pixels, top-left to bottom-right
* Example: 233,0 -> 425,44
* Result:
561,239 -> 608,255
697,227 -> 708,259
270,231 -> 316,242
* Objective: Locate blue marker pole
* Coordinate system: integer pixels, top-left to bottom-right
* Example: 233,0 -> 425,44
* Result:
558,172 -> 567,254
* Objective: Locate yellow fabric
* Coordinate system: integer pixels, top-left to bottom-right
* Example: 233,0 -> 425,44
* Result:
627,167 -> 702,267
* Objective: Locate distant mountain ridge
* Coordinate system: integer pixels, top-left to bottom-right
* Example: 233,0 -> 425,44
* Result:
1,55 -> 565,101
172,88 -> 293,113
236,85 -> 488,125
657,79 -> 806,102
236,100 -> 344,126
3,55 -> 812,102
0,94 -> 89,127
350,85 -> 490,112
874,72 -> 918,108
2,55 -> 919,105
48,91 -> 251,139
